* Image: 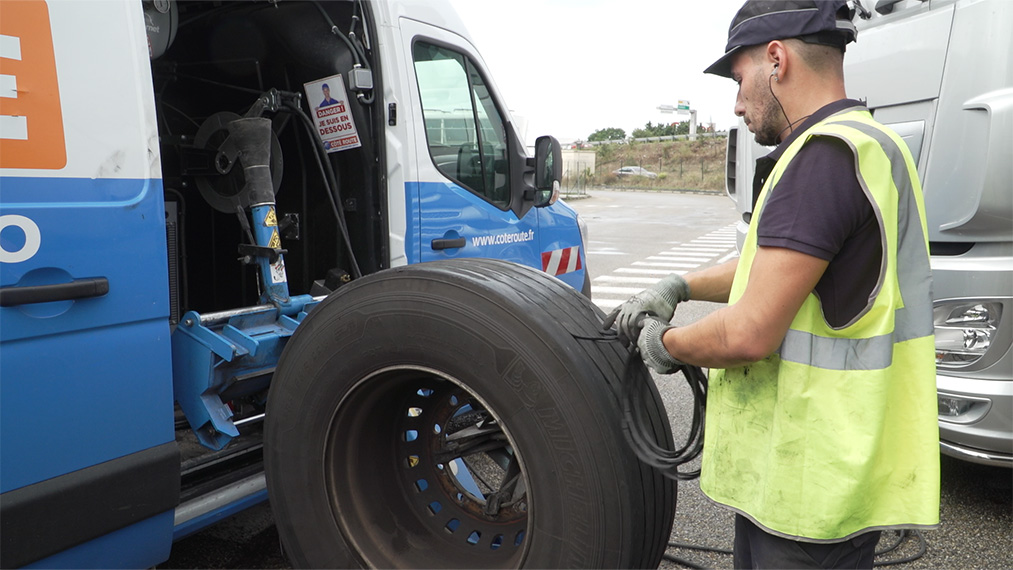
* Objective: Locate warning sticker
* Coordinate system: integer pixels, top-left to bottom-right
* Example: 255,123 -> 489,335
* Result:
303,74 -> 361,153
268,229 -> 281,250
264,208 -> 277,227
270,258 -> 287,284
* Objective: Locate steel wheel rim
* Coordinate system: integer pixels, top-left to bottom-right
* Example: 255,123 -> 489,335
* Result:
324,365 -> 530,568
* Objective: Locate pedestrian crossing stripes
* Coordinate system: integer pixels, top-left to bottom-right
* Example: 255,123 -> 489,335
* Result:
647,254 -> 715,260
594,275 -> 674,285
633,261 -> 701,268
592,286 -> 647,296
615,267 -> 686,275
591,224 -> 739,311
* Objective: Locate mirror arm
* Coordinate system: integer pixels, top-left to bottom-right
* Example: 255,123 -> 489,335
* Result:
506,121 -> 536,218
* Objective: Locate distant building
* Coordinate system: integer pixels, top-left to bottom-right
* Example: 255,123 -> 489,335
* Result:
561,149 -> 595,180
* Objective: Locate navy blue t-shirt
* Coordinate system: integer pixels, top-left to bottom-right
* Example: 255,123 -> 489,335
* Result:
752,100 -> 883,328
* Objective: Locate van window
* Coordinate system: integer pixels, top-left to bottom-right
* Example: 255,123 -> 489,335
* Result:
413,41 -> 510,208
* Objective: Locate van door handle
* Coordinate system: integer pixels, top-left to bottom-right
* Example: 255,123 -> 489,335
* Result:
431,238 -> 466,250
0,277 -> 110,307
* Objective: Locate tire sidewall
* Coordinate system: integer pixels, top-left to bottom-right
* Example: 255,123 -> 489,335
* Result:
266,273 -> 631,568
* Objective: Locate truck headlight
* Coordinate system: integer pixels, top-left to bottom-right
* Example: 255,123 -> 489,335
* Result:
933,301 -> 1002,367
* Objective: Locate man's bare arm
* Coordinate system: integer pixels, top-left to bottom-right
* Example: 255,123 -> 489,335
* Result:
685,258 -> 738,303
665,246 -> 829,369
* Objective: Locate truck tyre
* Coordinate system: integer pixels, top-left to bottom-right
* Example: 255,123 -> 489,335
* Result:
265,259 -> 675,569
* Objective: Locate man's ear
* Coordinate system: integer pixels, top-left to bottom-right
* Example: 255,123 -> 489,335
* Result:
765,40 -> 789,78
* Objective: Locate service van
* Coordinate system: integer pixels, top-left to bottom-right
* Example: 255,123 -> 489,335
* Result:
0,1 -> 676,567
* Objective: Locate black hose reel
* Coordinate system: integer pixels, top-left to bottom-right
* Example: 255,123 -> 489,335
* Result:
192,111 -> 284,214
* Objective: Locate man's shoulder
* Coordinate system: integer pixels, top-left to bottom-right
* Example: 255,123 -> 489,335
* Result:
794,134 -> 855,169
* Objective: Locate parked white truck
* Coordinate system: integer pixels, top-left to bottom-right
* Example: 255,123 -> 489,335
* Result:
725,0 -> 1011,467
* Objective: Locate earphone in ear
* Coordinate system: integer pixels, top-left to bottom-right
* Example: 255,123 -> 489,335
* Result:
771,63 -> 780,79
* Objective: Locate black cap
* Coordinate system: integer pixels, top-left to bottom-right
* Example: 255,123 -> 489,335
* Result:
705,0 -> 857,78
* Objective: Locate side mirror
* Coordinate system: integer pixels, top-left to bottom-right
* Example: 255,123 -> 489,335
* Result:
533,135 -> 561,207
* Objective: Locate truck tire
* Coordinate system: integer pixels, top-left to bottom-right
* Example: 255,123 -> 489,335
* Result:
265,259 -> 675,569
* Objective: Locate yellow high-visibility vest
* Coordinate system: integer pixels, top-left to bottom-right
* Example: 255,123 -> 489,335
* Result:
700,107 -> 940,541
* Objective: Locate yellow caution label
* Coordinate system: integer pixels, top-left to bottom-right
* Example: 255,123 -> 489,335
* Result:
264,208 -> 278,227
269,230 -> 281,249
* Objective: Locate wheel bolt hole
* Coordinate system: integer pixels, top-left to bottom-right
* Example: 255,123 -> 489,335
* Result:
445,518 -> 460,533
428,501 -> 442,515
407,407 -> 422,417
404,429 -> 418,442
467,531 -> 481,545
417,388 -> 434,397
415,479 -> 428,492
433,423 -> 442,434
491,534 -> 503,550
514,530 -> 525,547
406,455 -> 419,468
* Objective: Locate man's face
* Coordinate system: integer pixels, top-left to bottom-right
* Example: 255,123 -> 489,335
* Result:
731,49 -> 784,146
323,86 -> 331,99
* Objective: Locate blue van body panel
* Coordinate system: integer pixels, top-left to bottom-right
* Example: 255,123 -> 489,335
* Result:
1,177 -> 174,491
0,175 -> 175,565
404,181 -> 585,290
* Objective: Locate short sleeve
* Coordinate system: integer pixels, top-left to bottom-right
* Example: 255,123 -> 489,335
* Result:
756,136 -> 870,261
756,135 -> 883,327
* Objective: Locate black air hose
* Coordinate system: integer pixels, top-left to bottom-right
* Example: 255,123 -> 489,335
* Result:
621,347 -> 708,481
311,0 -> 374,105
283,103 -> 363,279
575,327 -> 708,481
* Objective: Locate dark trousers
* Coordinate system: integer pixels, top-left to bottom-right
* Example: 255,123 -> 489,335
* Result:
734,514 -> 881,569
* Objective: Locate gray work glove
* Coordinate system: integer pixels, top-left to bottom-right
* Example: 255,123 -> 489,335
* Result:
637,317 -> 684,375
603,273 -> 690,343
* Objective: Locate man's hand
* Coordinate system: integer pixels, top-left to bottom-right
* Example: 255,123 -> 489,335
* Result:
637,317 -> 683,374
603,273 -> 690,342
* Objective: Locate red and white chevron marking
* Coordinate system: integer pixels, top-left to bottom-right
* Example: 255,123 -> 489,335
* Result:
541,246 -> 582,276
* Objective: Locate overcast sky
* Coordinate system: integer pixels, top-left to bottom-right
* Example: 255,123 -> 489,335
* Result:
450,0 -> 746,144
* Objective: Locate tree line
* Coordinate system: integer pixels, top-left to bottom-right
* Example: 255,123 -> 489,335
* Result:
588,121 -> 717,142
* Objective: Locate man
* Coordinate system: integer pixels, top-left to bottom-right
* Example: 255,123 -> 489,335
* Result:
608,1 -> 939,567
319,83 -> 339,108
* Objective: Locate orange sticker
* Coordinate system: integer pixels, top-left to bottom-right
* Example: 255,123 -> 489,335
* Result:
0,0 -> 67,170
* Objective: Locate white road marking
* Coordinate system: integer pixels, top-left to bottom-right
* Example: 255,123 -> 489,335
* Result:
590,224 -> 738,311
